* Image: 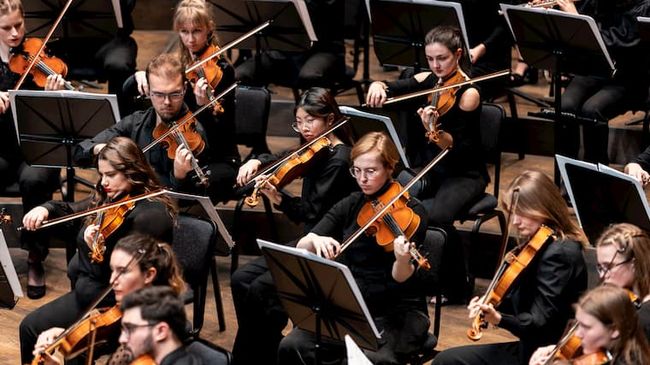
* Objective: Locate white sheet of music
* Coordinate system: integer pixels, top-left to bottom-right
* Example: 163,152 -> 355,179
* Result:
0,230 -> 23,298
111,0 -> 123,28
345,335 -> 373,365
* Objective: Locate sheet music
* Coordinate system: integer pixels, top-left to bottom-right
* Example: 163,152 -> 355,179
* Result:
500,4 -> 615,72
111,0 -> 123,28
290,0 -> 317,42
345,335 -> 373,365
0,230 -> 23,298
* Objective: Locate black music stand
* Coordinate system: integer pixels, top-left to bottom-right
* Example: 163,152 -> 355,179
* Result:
9,90 -> 119,202
209,0 -> 316,67
556,155 -> 650,244
367,0 -> 470,71
501,4 -> 615,184
258,239 -> 380,365
23,0 -> 122,39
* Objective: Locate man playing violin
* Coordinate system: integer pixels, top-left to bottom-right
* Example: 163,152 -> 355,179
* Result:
0,0 -> 69,300
278,131 -> 432,364
75,53 -> 236,201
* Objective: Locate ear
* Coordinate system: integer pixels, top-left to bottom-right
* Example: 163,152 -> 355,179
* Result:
611,328 -> 620,340
151,322 -> 169,342
455,48 -> 463,61
143,267 -> 157,285
327,113 -> 335,125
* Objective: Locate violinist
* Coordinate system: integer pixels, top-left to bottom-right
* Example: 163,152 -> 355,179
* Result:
366,25 -> 487,303
278,131 -> 431,364
548,0 -> 650,164
127,0 -> 239,202
0,0 -> 68,299
118,286 -> 204,365
432,170 -> 587,365
27,235 -> 184,365
230,87 -> 357,365
530,285 -> 650,365
19,137 -> 176,364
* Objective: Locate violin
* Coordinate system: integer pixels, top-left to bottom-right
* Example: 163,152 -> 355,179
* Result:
130,355 -> 156,365
356,181 -> 431,270
32,306 -> 122,365
9,38 -> 74,90
186,44 -> 224,114
90,194 -> 136,263
467,225 -> 556,341
242,118 -> 350,207
569,351 -> 611,365
423,69 -> 467,144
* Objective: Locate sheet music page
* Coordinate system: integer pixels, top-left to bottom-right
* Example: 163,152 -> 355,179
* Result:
111,0 -> 124,28
597,164 -> 650,218
414,0 -> 471,64
555,154 -> 599,228
500,4 -> 615,72
0,230 -> 23,298
290,0 -> 318,42
345,335 -> 373,365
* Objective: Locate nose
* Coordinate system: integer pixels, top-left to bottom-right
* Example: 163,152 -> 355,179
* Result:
118,329 -> 128,344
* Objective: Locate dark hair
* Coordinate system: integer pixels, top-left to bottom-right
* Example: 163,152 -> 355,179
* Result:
93,136 -> 177,217
121,286 -> 189,342
114,234 -> 185,295
295,87 -> 353,145
424,25 -> 463,54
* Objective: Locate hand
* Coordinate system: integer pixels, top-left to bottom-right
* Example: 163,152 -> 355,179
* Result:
556,0 -> 578,13
417,105 -> 439,129
625,163 -> 650,186
467,296 -> 502,326
173,145 -> 194,180
33,327 -> 65,356
44,74 -> 66,91
529,345 -> 555,365
83,223 -> 102,249
22,206 -> 50,231
134,71 -> 148,95
365,81 -> 388,108
193,77 -> 211,106
256,178 -> 282,205
298,233 -> 341,259
236,159 -> 262,186
393,235 -> 411,264
470,44 -> 486,64
0,91 -> 9,115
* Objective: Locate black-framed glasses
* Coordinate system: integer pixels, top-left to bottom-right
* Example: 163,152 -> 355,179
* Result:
149,89 -> 185,101
120,322 -> 156,337
596,257 -> 633,276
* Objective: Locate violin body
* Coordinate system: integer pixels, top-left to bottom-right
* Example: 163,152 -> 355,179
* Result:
467,225 -> 555,341
424,69 -> 468,144
90,195 -> 136,263
152,112 -> 206,160
9,38 -> 73,90
187,44 -> 225,114
570,351 -> 612,365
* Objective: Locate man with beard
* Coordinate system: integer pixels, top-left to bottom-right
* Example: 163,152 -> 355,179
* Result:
119,286 -> 203,365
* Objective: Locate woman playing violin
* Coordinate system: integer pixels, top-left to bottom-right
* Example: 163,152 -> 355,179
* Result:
532,285 -> 650,365
230,87 -> 356,365
277,131 -> 431,364
0,0 -> 68,299
19,137 -> 177,365
28,235 -> 185,365
432,170 -> 587,365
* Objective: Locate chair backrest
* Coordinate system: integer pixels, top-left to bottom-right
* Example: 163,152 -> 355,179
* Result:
172,214 -> 216,287
479,103 -> 505,197
186,338 -> 232,365
235,85 -> 271,157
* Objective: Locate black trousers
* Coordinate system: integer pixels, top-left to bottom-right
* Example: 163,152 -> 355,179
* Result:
431,341 -> 523,365
230,256 -> 287,365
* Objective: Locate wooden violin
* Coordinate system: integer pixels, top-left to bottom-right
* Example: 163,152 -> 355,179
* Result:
9,38 -> 74,90
356,181 -> 431,270
187,44 -> 224,114
90,194 -> 136,263
242,118 -> 350,207
569,351 -> 612,365
423,69 -> 467,144
467,225 -> 556,341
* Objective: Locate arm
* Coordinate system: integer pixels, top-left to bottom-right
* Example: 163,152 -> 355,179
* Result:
73,114 -> 139,167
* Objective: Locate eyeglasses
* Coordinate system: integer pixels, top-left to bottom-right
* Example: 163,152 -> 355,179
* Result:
349,166 -> 381,179
149,90 -> 185,101
291,119 -> 315,133
596,257 -> 633,276
120,322 -> 156,337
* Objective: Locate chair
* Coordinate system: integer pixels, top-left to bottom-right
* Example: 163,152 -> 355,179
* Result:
455,103 -> 508,272
230,85 -> 278,272
186,338 -> 232,365
172,214 -> 226,335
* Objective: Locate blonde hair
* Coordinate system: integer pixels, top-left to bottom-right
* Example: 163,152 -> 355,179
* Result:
502,170 -> 584,242
350,132 -> 400,171
0,0 -> 22,16
145,53 -> 185,84
173,0 -> 219,67
596,223 -> 650,298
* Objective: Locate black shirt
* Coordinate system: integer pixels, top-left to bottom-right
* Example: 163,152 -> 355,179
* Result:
160,347 -> 205,365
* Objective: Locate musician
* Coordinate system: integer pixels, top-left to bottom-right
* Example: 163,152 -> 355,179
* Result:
0,0 -> 71,299
277,131 -> 431,364
117,286 -> 204,365
230,87 -> 357,365
128,0 -> 240,199
552,0 -> 650,164
235,0 -> 347,90
23,234 -> 183,365
530,285 -> 650,365
366,25 -> 487,303
432,170 -> 587,365
76,52 -> 237,202
18,137 -> 176,364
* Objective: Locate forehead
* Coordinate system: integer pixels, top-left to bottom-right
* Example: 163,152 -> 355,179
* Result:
148,73 -> 183,90
0,9 -> 23,26
110,249 -> 134,268
122,307 -> 144,322
353,150 -> 382,167
596,244 -> 618,261
425,42 -> 452,56
97,158 -> 117,173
